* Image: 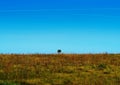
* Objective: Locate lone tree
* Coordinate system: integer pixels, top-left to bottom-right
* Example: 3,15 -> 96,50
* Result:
57,49 -> 62,54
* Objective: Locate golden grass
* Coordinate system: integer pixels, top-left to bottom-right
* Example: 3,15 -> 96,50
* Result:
0,54 -> 120,85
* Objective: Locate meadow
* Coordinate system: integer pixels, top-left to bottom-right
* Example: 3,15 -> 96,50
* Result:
0,54 -> 120,85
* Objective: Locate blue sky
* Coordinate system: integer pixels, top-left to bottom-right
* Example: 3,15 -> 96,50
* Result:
0,0 -> 120,54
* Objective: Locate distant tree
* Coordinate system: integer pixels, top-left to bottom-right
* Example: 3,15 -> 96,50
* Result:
57,49 -> 62,54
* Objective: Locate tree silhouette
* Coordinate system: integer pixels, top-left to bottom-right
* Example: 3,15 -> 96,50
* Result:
57,49 -> 62,54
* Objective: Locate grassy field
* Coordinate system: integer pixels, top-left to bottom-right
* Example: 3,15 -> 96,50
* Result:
0,54 -> 120,85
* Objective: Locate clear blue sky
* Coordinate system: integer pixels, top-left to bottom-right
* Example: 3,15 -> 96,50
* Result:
0,0 -> 120,54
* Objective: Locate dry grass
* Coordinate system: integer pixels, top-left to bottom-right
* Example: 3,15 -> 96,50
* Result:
0,54 -> 120,85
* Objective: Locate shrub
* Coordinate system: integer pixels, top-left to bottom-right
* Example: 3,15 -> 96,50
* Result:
97,64 -> 107,70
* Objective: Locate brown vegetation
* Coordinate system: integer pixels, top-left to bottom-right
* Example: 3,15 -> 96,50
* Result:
0,54 -> 120,85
